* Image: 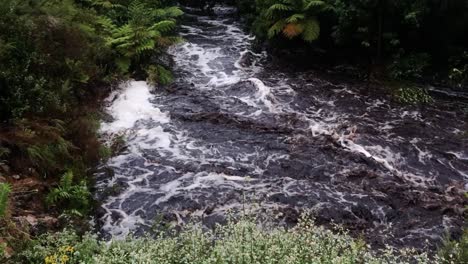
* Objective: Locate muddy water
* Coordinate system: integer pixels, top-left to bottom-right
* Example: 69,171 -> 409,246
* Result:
96,7 -> 467,249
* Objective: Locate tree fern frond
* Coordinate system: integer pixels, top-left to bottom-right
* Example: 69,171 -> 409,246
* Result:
283,23 -> 304,38
301,17 -> 320,42
304,0 -> 326,11
150,20 -> 176,33
136,39 -> 156,55
286,14 -> 305,23
268,19 -> 288,38
159,6 -> 184,18
266,4 -> 293,18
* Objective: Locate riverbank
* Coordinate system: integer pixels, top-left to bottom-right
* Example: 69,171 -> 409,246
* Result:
0,0 -> 183,259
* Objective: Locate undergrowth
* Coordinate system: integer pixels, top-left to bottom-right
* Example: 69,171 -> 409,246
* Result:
10,216 -> 466,264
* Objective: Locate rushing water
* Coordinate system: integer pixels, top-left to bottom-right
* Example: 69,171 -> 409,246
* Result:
96,7 -> 467,249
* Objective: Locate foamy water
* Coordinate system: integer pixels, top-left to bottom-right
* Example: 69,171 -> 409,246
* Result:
96,6 -> 467,249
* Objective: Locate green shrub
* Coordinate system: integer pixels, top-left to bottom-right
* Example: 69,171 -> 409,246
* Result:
15,217 -> 446,264
147,65 -> 174,86
439,229 -> 468,264
0,0 -> 182,217
16,229 -> 99,264
46,171 -> 91,216
389,52 -> 431,80
394,84 -> 433,105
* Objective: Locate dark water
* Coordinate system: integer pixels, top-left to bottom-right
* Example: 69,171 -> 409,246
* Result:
96,6 -> 467,249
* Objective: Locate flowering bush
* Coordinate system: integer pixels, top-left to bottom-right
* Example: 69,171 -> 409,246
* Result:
12,217 -> 461,263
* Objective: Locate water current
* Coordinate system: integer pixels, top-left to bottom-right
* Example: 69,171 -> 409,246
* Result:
96,6 -> 467,249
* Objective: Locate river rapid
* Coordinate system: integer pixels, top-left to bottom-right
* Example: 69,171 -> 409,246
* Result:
96,6 -> 467,249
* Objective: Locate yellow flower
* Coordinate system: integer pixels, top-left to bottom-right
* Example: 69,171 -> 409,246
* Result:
60,245 -> 75,253
44,254 -> 57,264
60,254 -> 70,263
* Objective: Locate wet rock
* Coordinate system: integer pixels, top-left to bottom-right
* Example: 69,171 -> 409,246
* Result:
110,211 -> 124,222
101,112 -> 114,123
151,53 -> 175,69
237,51 -> 256,68
202,213 -> 226,229
351,205 -> 374,222
282,208 -> 300,225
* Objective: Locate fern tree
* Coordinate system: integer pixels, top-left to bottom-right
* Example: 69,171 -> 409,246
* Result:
104,1 -> 183,74
258,0 -> 333,42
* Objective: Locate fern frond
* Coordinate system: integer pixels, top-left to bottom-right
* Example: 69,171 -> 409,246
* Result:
268,19 -> 287,38
301,17 -> 320,42
136,39 -> 156,55
60,171 -> 74,188
286,14 -> 305,23
266,4 -> 293,18
150,20 -> 176,33
283,23 -> 304,38
304,0 -> 326,11
158,6 -> 184,18
0,183 -> 11,218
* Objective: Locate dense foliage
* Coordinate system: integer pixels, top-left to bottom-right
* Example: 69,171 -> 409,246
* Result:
0,0 -> 181,208
0,0 -> 182,255
231,0 -> 467,88
13,218 -> 462,264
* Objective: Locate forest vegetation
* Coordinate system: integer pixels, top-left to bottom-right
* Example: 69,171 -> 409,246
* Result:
0,0 -> 466,262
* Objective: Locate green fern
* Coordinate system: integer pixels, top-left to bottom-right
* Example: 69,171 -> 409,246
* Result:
147,65 -> 173,86
302,17 -> 320,42
0,183 -> 11,218
260,0 -> 331,42
105,1 -> 182,74
46,171 -> 91,214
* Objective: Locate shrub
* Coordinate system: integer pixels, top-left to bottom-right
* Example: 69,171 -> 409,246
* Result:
15,217 -> 448,264
439,229 -> 468,264
389,52 -> 431,80
394,84 -> 433,105
46,171 -> 91,216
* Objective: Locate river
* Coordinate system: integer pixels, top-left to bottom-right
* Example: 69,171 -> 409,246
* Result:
96,6 -> 467,249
